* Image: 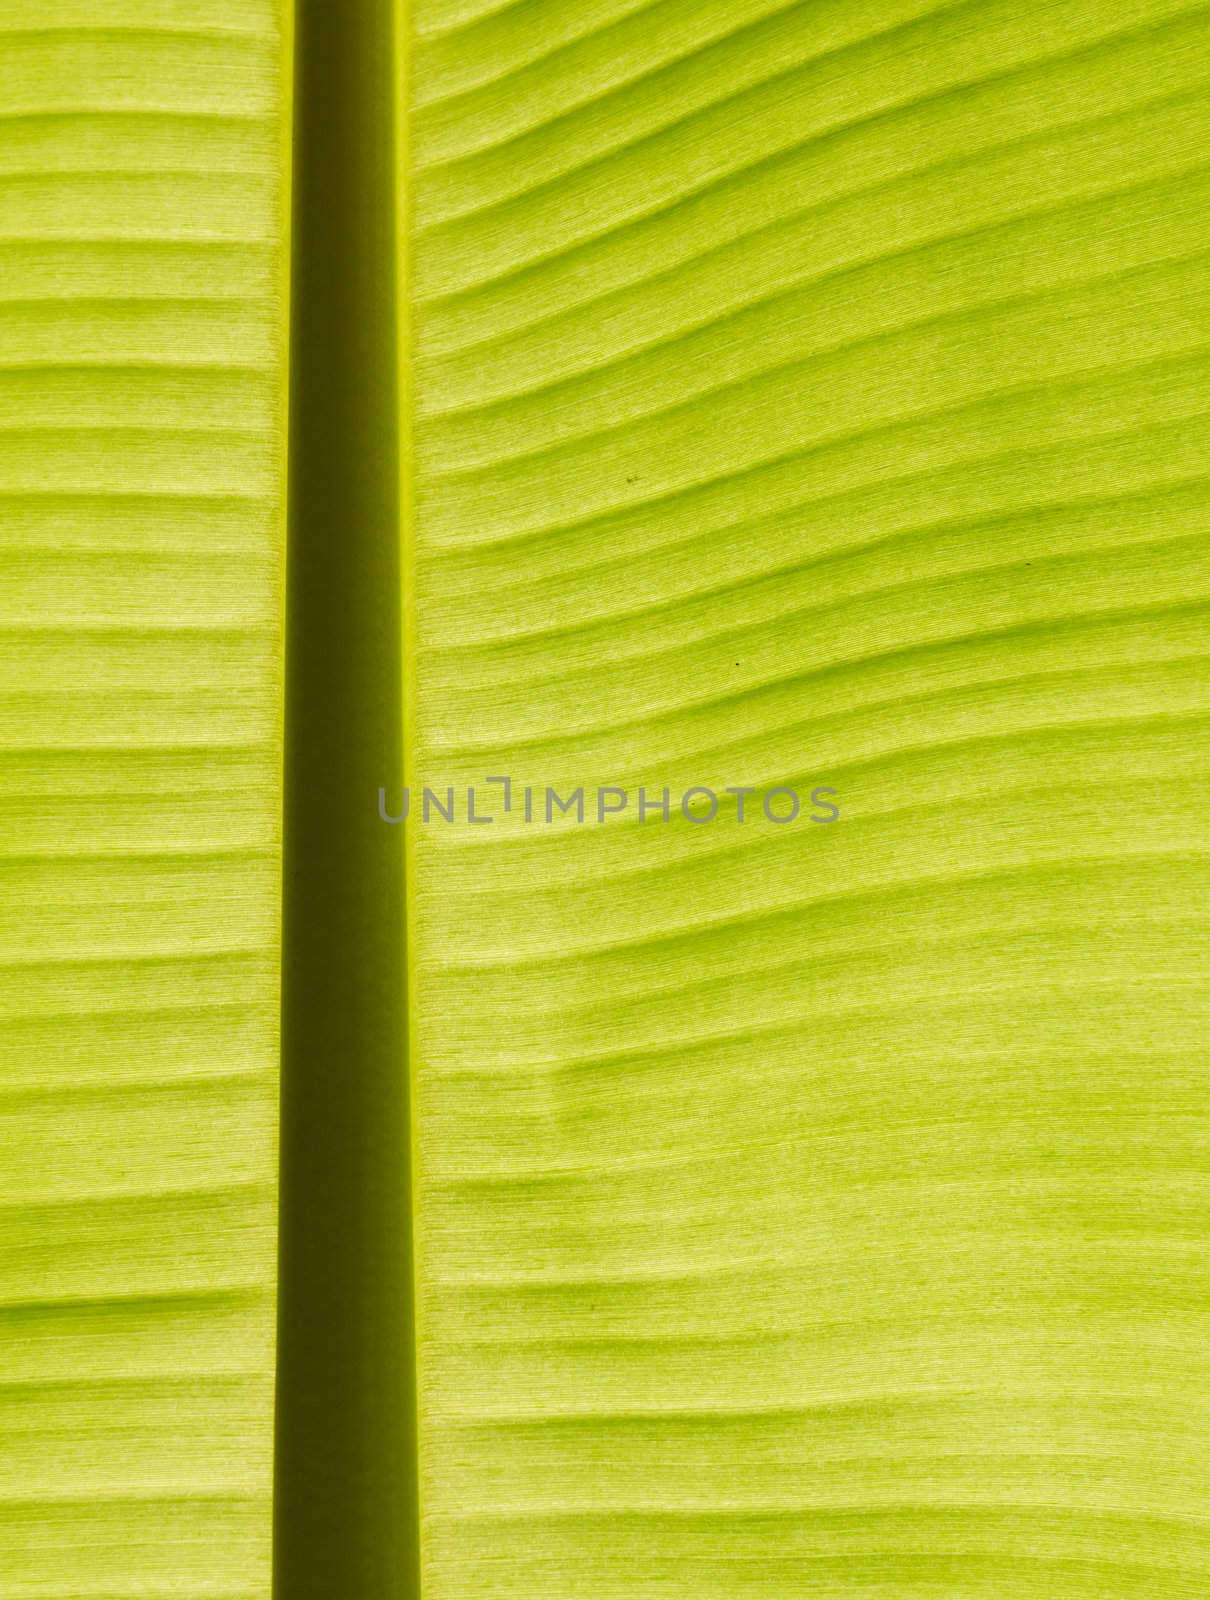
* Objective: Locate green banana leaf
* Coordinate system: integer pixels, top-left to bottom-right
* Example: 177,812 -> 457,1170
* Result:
5,1 -> 1210,1597
0,4 -> 290,1595
406,0 -> 1210,1595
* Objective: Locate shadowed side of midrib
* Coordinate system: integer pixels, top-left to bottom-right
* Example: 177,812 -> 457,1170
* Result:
273,1 -> 419,1597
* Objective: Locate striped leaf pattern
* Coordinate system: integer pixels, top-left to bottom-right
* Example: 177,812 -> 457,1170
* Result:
0,5 -> 289,1596
406,2 -> 1210,1596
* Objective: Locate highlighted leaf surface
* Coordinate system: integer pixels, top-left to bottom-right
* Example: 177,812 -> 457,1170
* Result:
405,2 -> 1210,1596
0,4 -> 289,1595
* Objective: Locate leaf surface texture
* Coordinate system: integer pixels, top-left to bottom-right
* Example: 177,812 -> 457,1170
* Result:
404,2 -> 1210,1596
0,3 -> 289,1595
